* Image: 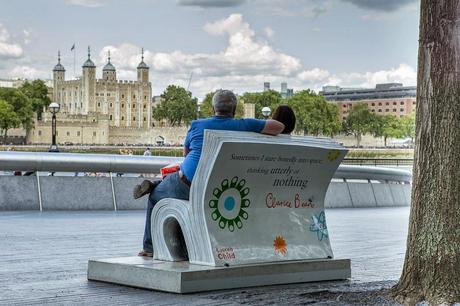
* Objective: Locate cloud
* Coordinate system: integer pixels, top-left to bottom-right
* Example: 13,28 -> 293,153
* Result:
8,65 -> 48,79
311,6 -> 327,17
298,68 -> 330,82
264,27 -> 274,39
360,63 -> 417,87
324,64 -> 416,89
341,0 -> 417,12
65,0 -> 106,8
0,24 -> 24,59
93,14 -> 416,99
101,14 -> 301,78
22,30 -> 31,45
178,0 -> 246,8
260,0 -> 329,18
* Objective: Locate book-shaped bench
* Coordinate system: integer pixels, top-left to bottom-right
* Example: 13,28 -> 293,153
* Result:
88,130 -> 351,293
151,130 -> 347,266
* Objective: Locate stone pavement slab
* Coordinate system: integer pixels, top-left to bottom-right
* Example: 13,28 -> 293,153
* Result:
0,208 -> 409,305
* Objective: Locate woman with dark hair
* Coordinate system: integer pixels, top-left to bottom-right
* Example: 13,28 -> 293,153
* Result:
272,105 -> 296,134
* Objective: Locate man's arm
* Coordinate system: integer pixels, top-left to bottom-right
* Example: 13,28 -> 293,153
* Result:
183,146 -> 190,157
261,119 -> 285,135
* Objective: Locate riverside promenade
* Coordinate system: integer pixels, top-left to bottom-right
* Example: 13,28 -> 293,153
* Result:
0,207 -> 408,305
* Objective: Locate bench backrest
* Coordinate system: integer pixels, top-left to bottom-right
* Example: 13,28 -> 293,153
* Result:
188,131 -> 346,266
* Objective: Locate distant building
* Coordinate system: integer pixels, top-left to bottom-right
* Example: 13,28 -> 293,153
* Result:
320,83 -> 416,121
263,82 -> 270,91
320,83 -> 416,101
280,82 -> 295,98
280,82 -> 287,94
152,95 -> 162,107
0,78 -> 53,89
0,78 -> 25,88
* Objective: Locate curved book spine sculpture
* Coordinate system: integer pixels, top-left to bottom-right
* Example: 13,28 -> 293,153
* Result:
151,130 -> 347,267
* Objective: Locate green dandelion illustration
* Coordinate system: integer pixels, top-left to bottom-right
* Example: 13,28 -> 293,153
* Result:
208,176 -> 250,231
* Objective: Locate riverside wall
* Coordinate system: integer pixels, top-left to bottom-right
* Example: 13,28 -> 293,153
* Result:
0,176 -> 410,211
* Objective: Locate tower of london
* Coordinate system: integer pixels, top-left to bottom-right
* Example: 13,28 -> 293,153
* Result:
28,47 -> 187,145
52,47 -> 151,129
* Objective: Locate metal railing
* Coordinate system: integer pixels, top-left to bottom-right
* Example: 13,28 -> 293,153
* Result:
335,165 -> 411,183
0,152 -> 412,182
0,151 -> 182,173
343,158 -> 414,166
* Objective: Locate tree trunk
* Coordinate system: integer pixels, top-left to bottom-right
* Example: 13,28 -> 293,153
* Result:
355,133 -> 361,147
392,1 -> 460,304
384,136 -> 387,147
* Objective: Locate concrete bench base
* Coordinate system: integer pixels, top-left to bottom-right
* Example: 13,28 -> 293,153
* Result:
87,256 -> 351,293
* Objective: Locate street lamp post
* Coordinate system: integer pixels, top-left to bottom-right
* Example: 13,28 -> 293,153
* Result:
261,106 -> 271,119
48,102 -> 60,153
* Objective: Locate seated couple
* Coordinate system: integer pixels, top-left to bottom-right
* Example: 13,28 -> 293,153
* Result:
134,89 -> 296,257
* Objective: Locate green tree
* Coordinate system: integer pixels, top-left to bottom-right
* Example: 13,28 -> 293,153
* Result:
0,87 -> 33,132
371,114 -> 405,147
153,85 -> 198,126
19,80 -> 51,120
240,90 -> 282,119
0,100 -> 21,142
200,92 -> 215,118
200,91 -> 244,118
399,112 -> 416,142
286,90 -> 341,136
342,102 -> 375,146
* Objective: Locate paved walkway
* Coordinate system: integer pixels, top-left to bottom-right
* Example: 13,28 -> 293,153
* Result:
0,208 -> 409,305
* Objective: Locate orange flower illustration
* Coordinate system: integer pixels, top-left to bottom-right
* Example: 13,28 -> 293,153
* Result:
273,236 -> 287,255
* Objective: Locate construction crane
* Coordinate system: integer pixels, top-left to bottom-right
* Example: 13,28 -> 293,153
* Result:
186,72 -> 193,91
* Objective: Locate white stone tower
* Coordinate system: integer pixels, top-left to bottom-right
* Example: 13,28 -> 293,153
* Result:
53,50 -> 65,102
82,46 -> 96,114
137,48 -> 149,83
102,50 -> 116,82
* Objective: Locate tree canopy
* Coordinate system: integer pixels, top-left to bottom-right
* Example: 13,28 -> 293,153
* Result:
19,80 -> 51,120
0,87 -> 34,132
0,100 -> 21,141
240,90 -> 282,119
153,85 -> 198,126
371,114 -> 405,146
399,111 -> 416,141
285,90 -> 341,136
342,102 -> 375,146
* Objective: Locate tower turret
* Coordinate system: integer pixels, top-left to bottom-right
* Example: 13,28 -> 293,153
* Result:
53,50 -> 65,106
82,46 -> 96,114
137,48 -> 149,83
102,50 -> 116,81
53,50 -> 65,81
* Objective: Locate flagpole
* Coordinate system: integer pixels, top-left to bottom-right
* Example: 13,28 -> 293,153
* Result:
73,46 -> 76,79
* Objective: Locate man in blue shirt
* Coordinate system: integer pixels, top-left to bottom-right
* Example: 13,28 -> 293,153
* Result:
137,89 -> 284,257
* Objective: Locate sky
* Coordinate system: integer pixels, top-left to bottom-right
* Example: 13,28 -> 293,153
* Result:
0,0 -> 420,99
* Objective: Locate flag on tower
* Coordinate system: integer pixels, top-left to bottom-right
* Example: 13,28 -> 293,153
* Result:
70,43 -> 75,51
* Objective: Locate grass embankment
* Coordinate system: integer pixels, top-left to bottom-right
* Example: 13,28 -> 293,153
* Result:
346,149 -> 414,159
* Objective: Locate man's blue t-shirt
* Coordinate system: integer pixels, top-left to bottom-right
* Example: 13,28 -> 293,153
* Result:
180,116 -> 266,182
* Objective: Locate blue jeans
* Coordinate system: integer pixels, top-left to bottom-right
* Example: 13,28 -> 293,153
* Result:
143,171 -> 190,252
